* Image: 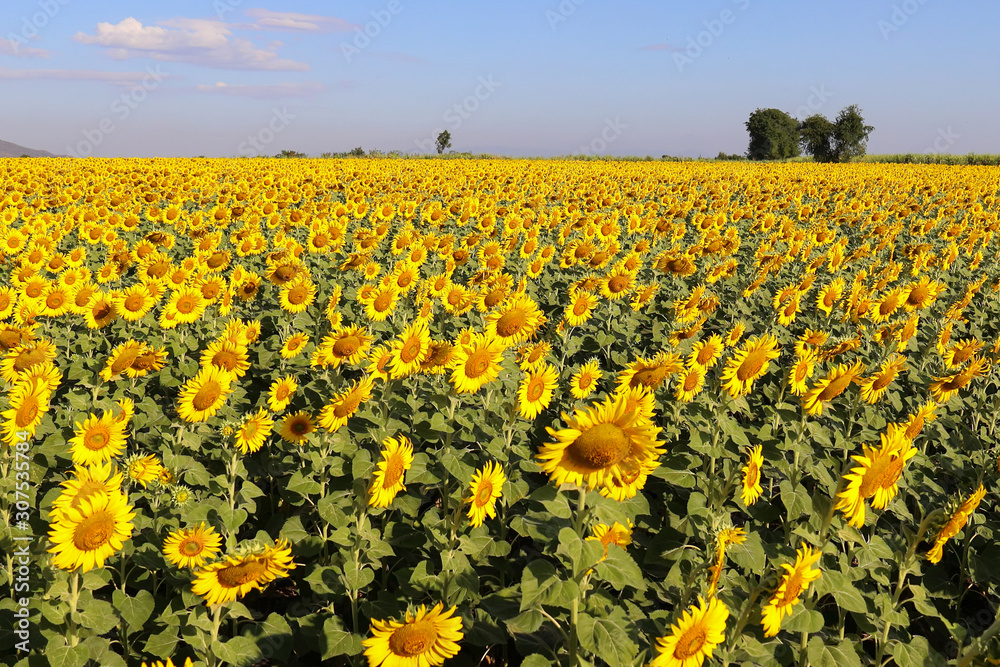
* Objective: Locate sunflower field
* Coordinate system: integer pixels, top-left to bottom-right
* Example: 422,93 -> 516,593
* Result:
1,158 -> 1000,667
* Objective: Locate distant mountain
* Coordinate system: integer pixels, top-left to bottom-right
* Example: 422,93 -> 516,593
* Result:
0,139 -> 59,158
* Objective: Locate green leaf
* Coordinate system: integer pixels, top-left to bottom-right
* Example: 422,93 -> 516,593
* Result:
576,609 -> 638,667
143,626 -> 179,658
782,606 -> 824,633
342,561 -> 375,591
321,616 -> 364,659
520,655 -> 552,667
594,545 -> 645,591
113,589 -> 155,629
820,571 -> 868,614
555,527 -> 603,576
77,598 -> 119,635
213,636 -> 262,666
244,613 -> 292,663
890,636 -> 945,667
43,644 -> 89,667
519,559 -> 559,612
808,636 -> 862,667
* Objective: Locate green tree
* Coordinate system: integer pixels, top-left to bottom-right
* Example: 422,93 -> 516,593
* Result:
799,114 -> 837,163
832,105 -> 874,162
745,108 -> 800,160
435,130 -> 452,154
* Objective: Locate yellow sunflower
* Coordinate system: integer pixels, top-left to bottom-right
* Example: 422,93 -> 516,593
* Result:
674,365 -> 707,403
235,408 -> 274,454
649,596 -> 729,667
369,435 -> 414,508
281,333 -> 309,359
616,352 -> 684,393
48,490 -> 135,572
834,424 -> 917,527
587,521 -> 633,557
688,335 -> 724,369
449,332 -> 506,395
564,290 -> 598,326
279,411 -> 315,445
268,375 -> 298,412
485,293 -> 546,346
719,334 -> 780,398
801,360 -> 866,416
761,545 -> 823,637
926,485 -> 987,564
50,462 -> 124,521
162,522 -> 222,569
362,603 -> 464,667
389,319 -> 432,379
740,445 -> 764,506
191,539 -> 295,605
176,367 -> 234,423
537,393 -> 663,494
570,359 -> 602,400
466,461 -> 505,527
319,375 -> 376,432
857,353 -> 906,404
517,363 -> 559,419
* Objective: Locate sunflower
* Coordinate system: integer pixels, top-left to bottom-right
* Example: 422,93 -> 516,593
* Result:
929,356 -> 989,403
538,393 -> 663,493
587,521 -> 633,557
834,424 -> 917,527
649,596 -> 729,667
201,340 -> 251,378
279,279 -> 316,314
235,408 -> 274,454
162,286 -> 207,327
857,353 -> 906,404
279,411 -> 315,445
369,435 -> 414,508
281,333 -> 309,359
264,376 -> 297,413
903,401 -> 937,440
1,339 -> 57,384
69,406 -> 129,466
48,490 -> 135,572
363,603 -> 464,667
801,360 -> 866,416
364,286 -> 401,322
724,320 -> 745,347
389,320 -> 432,379
787,351 -> 817,396
674,365 -> 707,403
688,335 -> 724,369
943,338 -> 984,369
516,340 -> 551,373
162,522 -> 222,569
616,352 -> 684,393
125,454 -> 164,488
50,462 -> 124,521
485,294 -> 546,346
466,461 -> 505,527
740,445 -> 764,506
191,539 -> 296,605
449,333 -> 506,395
313,325 -> 373,369
366,345 -> 394,382
99,340 -> 168,381
320,375 -> 376,432
570,360 -> 601,400
176,367 -> 234,423
761,545 -> 823,637
517,364 -> 559,419
815,279 -> 844,316
926,484 -> 987,564
140,658 -> 194,667
902,276 -> 944,311
2,377 -> 52,444
720,334 -> 780,398
114,284 -> 155,322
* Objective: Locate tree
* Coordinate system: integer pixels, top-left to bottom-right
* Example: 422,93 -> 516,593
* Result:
435,130 -> 452,155
832,105 -> 874,162
745,108 -> 800,160
799,114 -> 837,163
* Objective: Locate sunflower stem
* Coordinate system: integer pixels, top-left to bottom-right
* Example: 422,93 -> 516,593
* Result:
66,570 -> 81,647
208,604 -> 224,667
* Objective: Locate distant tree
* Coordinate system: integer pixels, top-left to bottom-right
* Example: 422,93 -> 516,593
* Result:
19,154 -> 30,158
435,130 -> 452,155
799,114 -> 837,163
745,108 -> 800,160
348,147 -> 365,157
832,105 -> 874,162
275,149 -> 307,158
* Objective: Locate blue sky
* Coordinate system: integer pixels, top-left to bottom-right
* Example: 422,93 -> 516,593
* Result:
2,0 -> 997,157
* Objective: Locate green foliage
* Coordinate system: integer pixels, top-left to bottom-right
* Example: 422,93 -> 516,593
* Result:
799,114 -> 837,163
745,108 -> 801,160
436,130 -> 453,155
832,104 -> 875,162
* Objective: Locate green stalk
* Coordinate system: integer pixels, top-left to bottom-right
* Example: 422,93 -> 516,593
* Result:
66,570 -> 81,647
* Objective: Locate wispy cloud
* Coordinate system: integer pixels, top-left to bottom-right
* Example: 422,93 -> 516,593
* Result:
241,9 -> 357,33
74,17 -> 309,71
366,51 -> 423,63
0,38 -> 52,58
196,80 -> 329,98
0,66 -> 170,86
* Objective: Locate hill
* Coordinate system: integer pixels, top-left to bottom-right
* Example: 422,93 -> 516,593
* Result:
0,139 -> 59,158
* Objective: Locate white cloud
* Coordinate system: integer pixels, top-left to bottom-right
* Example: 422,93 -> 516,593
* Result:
0,65 -> 168,86
196,80 -> 327,98
242,9 -> 357,33
74,17 -> 308,71
0,37 -> 52,58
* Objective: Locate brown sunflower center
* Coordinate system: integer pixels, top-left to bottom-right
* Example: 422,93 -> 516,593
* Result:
496,309 -> 527,337
465,349 -> 493,379
289,418 -> 311,436
192,380 -> 223,411
859,453 -> 904,498
696,346 -> 717,366
123,294 -> 145,313
333,392 -> 363,419
475,480 -> 494,506
388,620 -> 438,658
383,455 -> 405,488
181,537 -> 205,556
333,336 -> 361,358
216,559 -> 268,588
568,423 -> 631,471
287,286 -> 308,305
572,298 -> 590,316
745,463 -> 760,487
484,288 -> 505,308
213,350 -> 240,371
400,337 -> 424,364
72,510 -> 115,552
778,570 -> 805,606
673,624 -> 708,660
683,372 -> 700,392
608,275 -> 629,293
84,426 -> 111,451
736,347 -> 771,382
46,292 -> 66,309
374,291 -> 394,312
631,366 -> 669,389
816,373 -> 854,403
526,377 -> 546,402
176,296 -> 197,314
15,395 -> 40,428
